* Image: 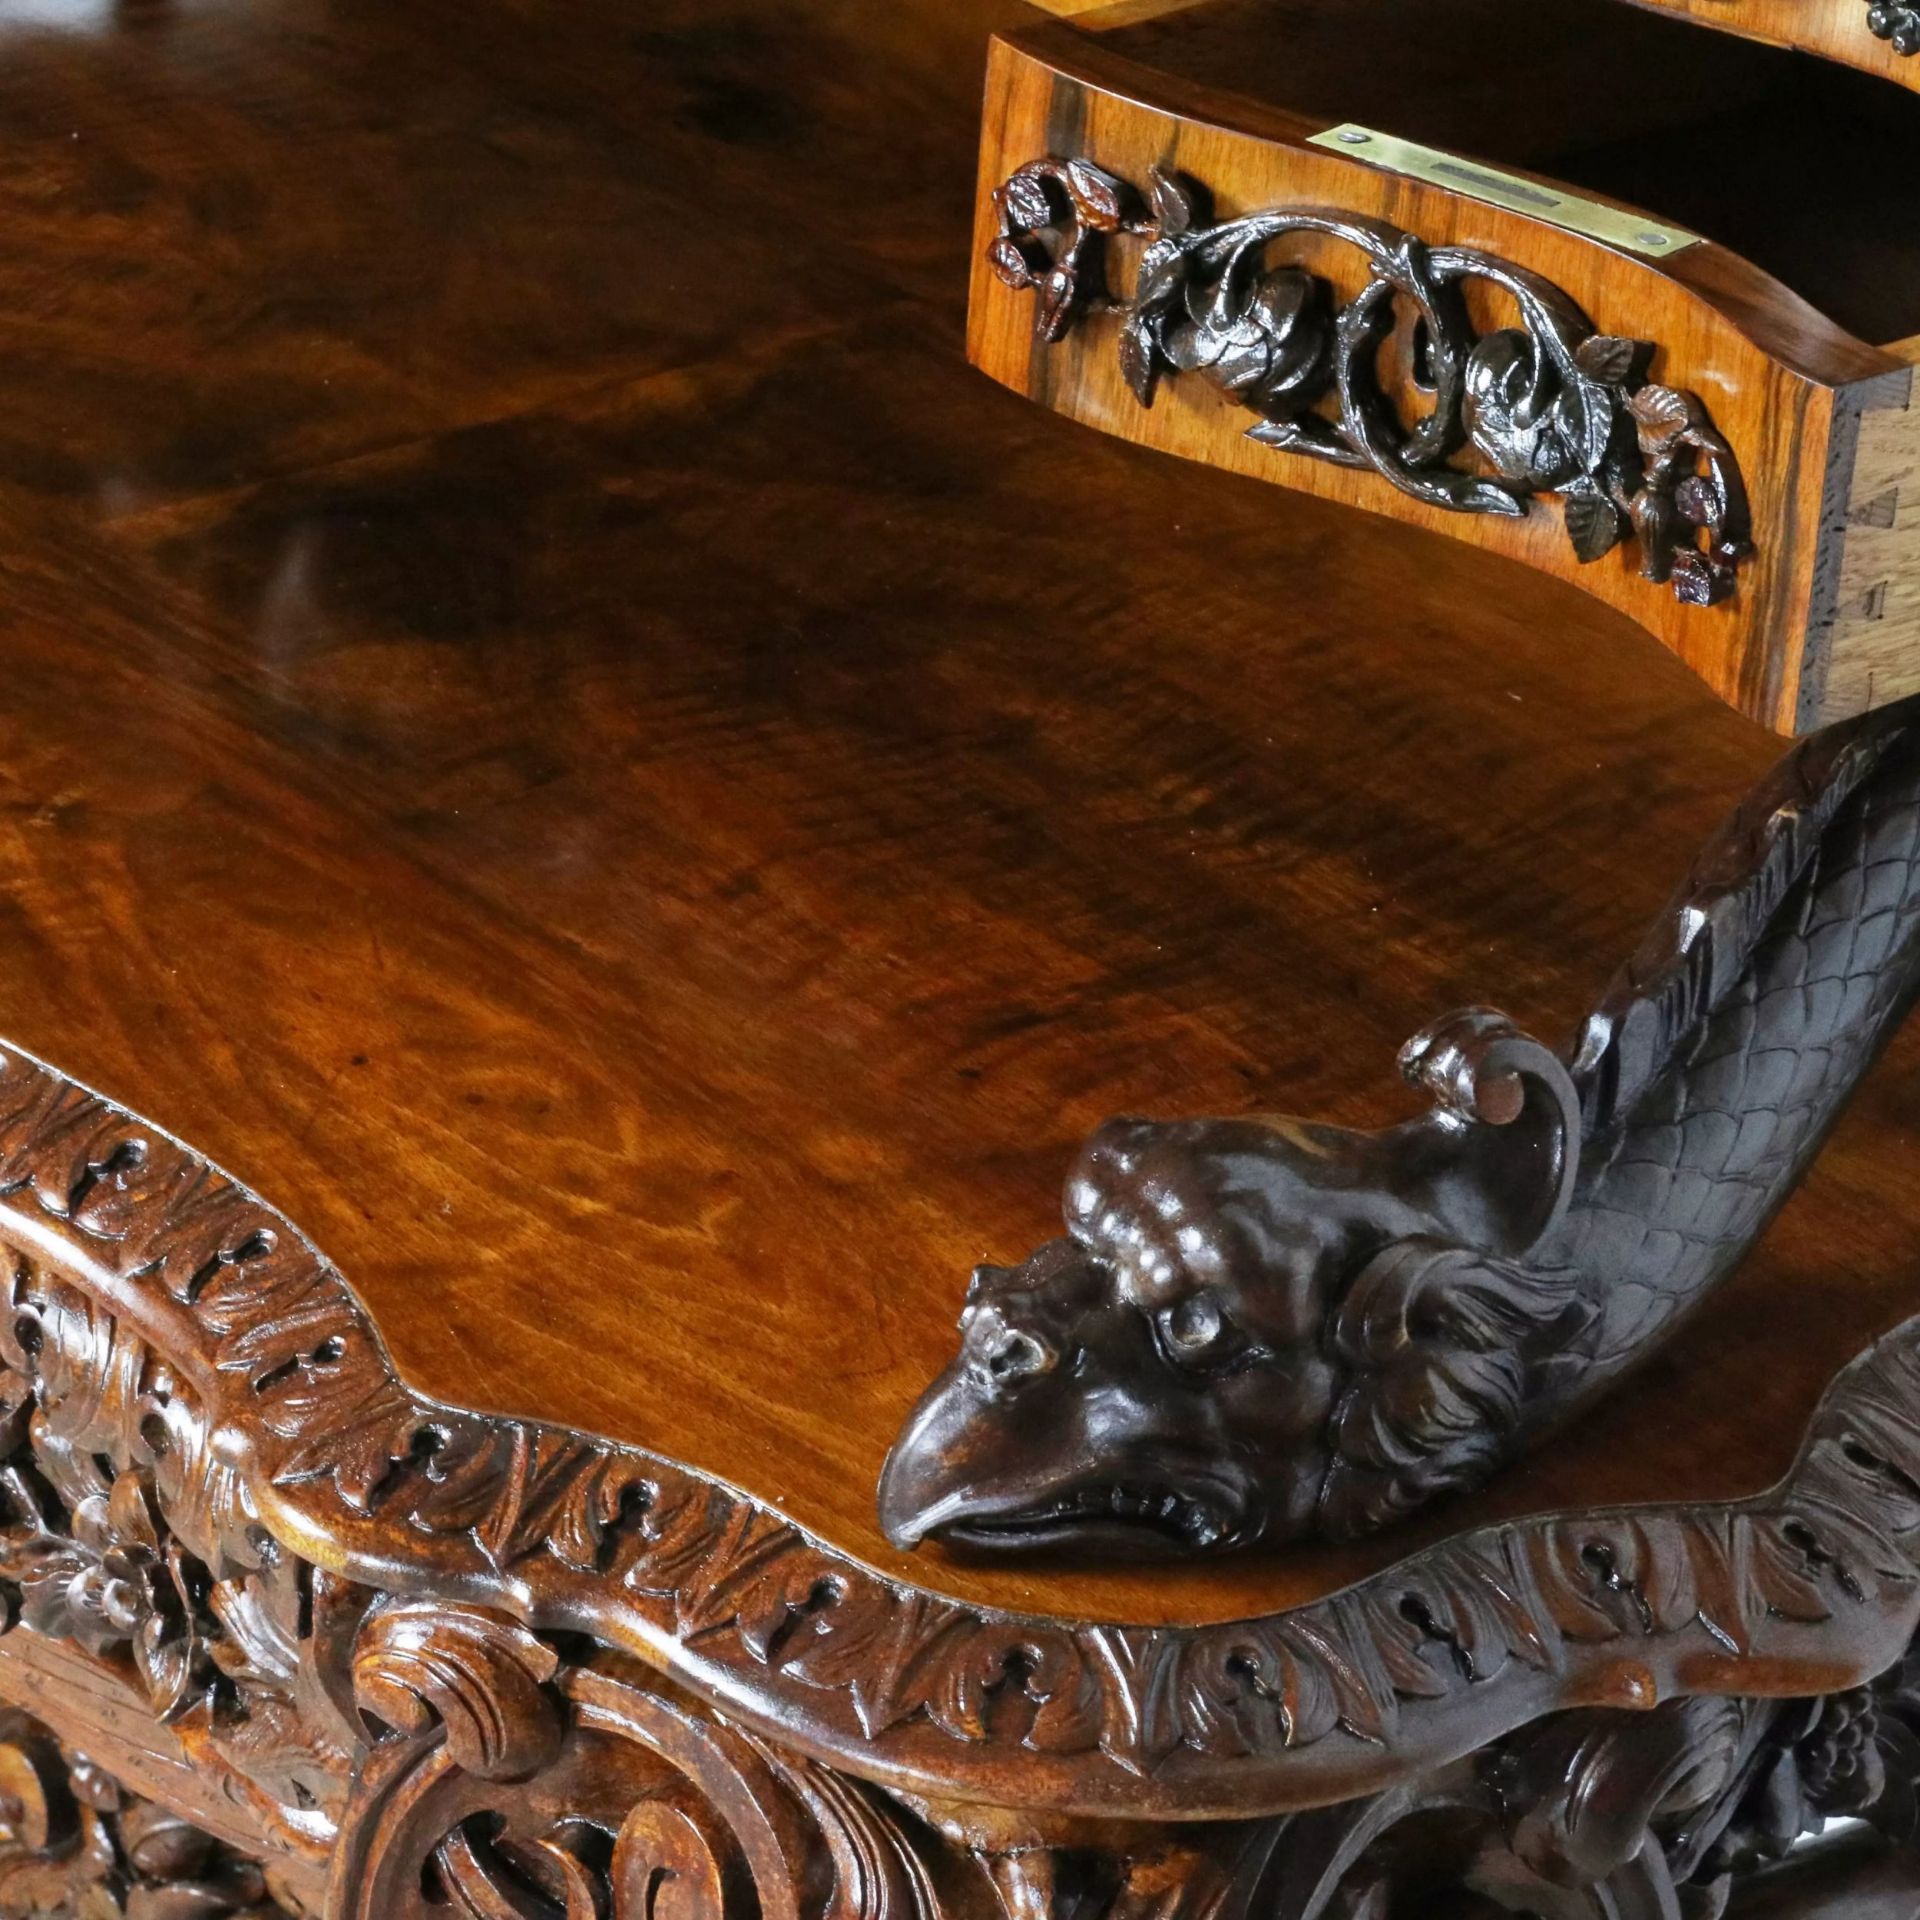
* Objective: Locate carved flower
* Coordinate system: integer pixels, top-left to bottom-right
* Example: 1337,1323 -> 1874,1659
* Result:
0,1462 -> 213,1722
1462,330 -> 1648,564
1463,330 -> 1591,492
1119,169 -> 1330,423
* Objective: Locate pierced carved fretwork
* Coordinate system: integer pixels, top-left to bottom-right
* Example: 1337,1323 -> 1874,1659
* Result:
0,1708 -> 291,1917
989,158 -> 1752,606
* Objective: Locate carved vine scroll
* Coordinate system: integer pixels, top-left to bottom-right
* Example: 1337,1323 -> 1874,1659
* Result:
989,158 -> 1752,605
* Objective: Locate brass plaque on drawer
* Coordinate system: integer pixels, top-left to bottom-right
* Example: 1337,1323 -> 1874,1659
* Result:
1307,125 -> 1702,259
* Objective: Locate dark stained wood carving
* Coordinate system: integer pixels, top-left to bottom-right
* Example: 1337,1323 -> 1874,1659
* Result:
0,1707 -> 290,1916
5,0 -> 1920,1913
1868,0 -> 1920,53
0,983 -> 1912,1832
880,693 -> 1920,1559
0,1011 -> 1915,1906
991,158 -> 1751,606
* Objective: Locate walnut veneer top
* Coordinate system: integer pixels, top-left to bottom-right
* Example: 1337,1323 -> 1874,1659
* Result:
0,0 -> 1913,1629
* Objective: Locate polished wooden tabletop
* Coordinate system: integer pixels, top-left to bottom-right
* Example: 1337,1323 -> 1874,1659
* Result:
0,0 -> 1914,1630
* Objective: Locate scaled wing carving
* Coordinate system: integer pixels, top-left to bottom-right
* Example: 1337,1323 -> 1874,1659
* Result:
878,698 -> 1920,1557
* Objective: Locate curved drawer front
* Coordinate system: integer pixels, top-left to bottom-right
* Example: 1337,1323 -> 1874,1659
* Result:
970,25 -> 1919,735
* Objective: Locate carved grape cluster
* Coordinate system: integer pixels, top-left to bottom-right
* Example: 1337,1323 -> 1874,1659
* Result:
0,1711 -> 286,1917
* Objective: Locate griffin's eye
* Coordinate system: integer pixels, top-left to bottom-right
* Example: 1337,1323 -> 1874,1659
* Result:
1155,1290 -> 1253,1372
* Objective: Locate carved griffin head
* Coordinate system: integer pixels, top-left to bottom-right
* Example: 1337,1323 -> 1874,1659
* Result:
877,1012 -> 1593,1559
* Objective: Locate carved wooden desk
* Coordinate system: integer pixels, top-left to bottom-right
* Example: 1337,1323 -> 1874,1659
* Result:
1,1 -> 1920,1916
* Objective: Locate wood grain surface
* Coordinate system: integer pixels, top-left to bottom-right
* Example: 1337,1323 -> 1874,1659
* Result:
0,0 -> 1918,1635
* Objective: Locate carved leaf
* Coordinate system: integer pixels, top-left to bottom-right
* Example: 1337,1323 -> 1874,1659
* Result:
0,1534 -> 97,1643
209,1687 -> 352,1824
1296,1609 -> 1395,1744
1118,313 -> 1160,407
1173,1634 -> 1292,1757
776,1585 -> 975,1739
998,170 -> 1053,236
1022,1632 -> 1106,1754
545,1449 -> 655,1574
1747,1516 -> 1850,1625
1629,383 -> 1700,453
1078,1626 -> 1189,1775
987,236 -> 1036,291
1133,237 -> 1192,315
1430,1545 -> 1552,1677
1563,486 -> 1623,564
1572,334 -> 1648,385
1344,1590 -> 1454,1700
671,1502 -> 814,1647
269,1381 -> 445,1514
463,1427 -> 598,1570
622,1473 -> 735,1597
1064,159 -> 1126,232
1147,166 -> 1200,237
207,1574 -> 301,1690
1682,1515 -> 1751,1655
924,1629 -> 1028,1743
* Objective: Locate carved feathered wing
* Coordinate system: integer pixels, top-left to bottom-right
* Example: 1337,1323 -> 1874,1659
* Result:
1569,709 -> 1902,1138
1324,700 -> 1920,1537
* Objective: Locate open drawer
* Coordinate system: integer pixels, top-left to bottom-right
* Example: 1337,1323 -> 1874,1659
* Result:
973,0 -> 1920,731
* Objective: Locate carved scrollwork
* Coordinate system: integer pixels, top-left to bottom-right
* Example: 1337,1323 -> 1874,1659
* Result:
0,1049 -> 1910,1910
333,1597 -> 947,1920
0,1033 -> 1919,1817
0,1708 -> 289,1916
0,1267 -> 361,1871
989,158 -> 1751,605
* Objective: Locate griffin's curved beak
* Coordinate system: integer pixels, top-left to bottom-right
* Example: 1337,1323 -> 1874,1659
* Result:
877,1303 -> 1250,1559
876,1356 -> 1009,1550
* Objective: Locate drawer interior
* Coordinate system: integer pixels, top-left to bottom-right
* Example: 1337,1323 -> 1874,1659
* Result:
1100,0 -> 1920,348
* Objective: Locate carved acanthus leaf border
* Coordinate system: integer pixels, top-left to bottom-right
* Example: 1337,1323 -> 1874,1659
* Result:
0,1039 -> 1918,1821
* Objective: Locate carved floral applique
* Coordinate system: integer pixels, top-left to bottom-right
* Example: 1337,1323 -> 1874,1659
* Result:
996,158 -> 1752,605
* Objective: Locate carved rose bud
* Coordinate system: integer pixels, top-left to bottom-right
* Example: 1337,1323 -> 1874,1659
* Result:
1160,262 -> 1329,417
1462,330 -> 1593,493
